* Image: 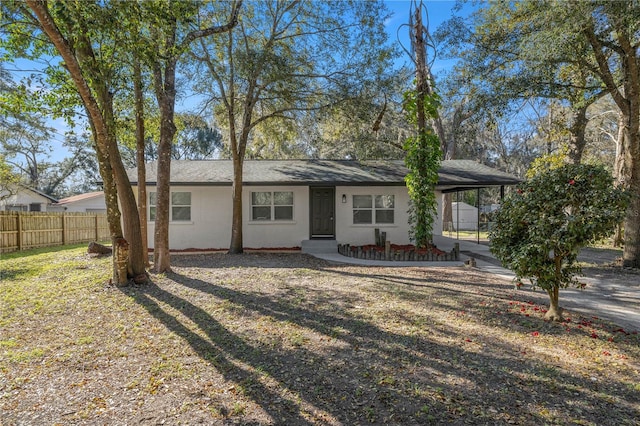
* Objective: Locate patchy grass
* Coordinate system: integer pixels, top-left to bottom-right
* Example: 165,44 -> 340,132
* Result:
1,247 -> 639,425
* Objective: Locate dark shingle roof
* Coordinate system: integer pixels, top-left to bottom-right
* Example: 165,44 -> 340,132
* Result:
127,159 -> 520,190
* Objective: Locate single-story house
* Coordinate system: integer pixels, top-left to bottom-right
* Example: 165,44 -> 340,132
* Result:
127,159 -> 520,251
0,184 -> 58,212
52,191 -> 107,213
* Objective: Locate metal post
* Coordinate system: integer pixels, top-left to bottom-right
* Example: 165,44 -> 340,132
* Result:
456,190 -> 460,241
477,187 -> 481,245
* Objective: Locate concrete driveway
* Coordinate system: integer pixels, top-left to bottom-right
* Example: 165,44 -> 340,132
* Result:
313,236 -> 640,332
453,237 -> 640,332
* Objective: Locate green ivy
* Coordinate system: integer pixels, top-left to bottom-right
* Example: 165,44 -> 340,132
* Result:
490,163 -> 629,318
403,90 -> 442,248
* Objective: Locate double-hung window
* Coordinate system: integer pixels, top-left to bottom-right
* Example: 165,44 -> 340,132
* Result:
251,191 -> 293,221
352,194 -> 394,224
149,191 -> 191,222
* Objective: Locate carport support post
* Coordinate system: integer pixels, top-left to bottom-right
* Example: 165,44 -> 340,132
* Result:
477,188 -> 481,245
456,190 -> 460,240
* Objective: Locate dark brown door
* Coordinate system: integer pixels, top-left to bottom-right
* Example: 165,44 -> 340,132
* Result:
310,187 -> 335,238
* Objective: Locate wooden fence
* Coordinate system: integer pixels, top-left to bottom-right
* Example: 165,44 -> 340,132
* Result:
0,211 -> 110,253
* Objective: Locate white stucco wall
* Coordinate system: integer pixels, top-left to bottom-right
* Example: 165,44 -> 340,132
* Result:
137,184 -> 443,250
141,186 -> 233,250
60,195 -> 107,213
140,185 -> 310,250
0,187 -> 52,211
334,186 -> 442,246
243,185 -> 310,249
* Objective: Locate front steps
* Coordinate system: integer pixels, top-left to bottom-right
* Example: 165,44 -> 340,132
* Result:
301,239 -> 338,254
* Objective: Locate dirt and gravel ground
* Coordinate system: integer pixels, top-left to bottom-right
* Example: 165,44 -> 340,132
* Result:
1,248 -> 639,425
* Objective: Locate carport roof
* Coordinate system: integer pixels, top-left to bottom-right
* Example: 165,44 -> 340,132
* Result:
127,159 -> 520,191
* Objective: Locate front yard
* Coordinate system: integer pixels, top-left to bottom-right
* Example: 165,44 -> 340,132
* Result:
1,246 -> 639,425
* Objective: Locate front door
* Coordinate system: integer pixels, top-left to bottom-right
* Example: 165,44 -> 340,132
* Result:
310,187 -> 335,238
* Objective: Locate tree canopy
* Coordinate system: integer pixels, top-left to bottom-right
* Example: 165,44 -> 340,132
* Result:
188,0 -> 399,253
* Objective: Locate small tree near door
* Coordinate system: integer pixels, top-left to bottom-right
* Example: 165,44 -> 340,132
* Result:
490,164 -> 629,321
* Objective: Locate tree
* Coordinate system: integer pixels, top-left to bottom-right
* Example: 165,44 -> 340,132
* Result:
0,154 -> 20,200
403,90 -> 441,247
190,0 -> 397,253
578,2 -> 640,267
438,1 -> 640,265
305,73 -> 411,161
403,1 -> 442,248
9,0 -> 148,284
490,164 -> 629,321
171,114 -> 223,160
0,112 -> 53,189
131,0 -> 241,272
435,1 -> 607,164
39,132 -> 98,198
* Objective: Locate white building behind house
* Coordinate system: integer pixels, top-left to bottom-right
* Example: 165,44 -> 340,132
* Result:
451,201 -> 478,231
52,191 -> 107,213
0,184 -> 58,212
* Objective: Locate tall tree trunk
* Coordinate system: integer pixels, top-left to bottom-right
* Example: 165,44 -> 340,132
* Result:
441,108 -> 462,234
229,151 -> 244,254
228,112 -> 246,253
622,124 -> 640,267
613,114 -> 627,247
584,12 -> 640,268
152,61 -> 177,273
150,17 -> 179,273
566,106 -> 588,164
133,58 -> 149,267
153,122 -> 173,273
412,2 -> 429,248
87,116 -> 124,282
101,89 -> 147,281
26,1 -> 146,284
146,3 -> 240,267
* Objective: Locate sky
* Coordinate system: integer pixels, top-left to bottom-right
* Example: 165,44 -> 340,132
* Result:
6,0 -> 465,165
384,0 -> 463,72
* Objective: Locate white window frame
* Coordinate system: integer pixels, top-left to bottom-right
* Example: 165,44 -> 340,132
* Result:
149,191 -> 191,222
352,194 -> 395,225
250,191 -> 294,221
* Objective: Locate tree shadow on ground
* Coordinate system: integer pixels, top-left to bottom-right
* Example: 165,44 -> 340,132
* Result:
121,262 -> 640,424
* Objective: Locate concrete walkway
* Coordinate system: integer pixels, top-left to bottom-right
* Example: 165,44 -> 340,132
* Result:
311,236 -> 640,331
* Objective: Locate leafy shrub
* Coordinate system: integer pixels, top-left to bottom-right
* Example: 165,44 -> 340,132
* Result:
490,164 -> 629,321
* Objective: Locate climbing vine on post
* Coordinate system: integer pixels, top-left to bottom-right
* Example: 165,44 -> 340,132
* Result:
403,89 -> 442,248
403,0 -> 442,249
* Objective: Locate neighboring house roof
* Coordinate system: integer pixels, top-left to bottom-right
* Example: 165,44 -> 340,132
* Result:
127,159 -> 520,191
0,184 -> 58,203
55,191 -> 104,205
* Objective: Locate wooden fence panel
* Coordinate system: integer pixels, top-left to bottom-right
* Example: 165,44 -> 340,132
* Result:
0,212 -> 19,252
0,211 -> 110,253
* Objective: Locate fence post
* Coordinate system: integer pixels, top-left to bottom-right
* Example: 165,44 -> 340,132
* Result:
16,212 -> 22,251
62,214 -> 67,245
95,214 -> 99,241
